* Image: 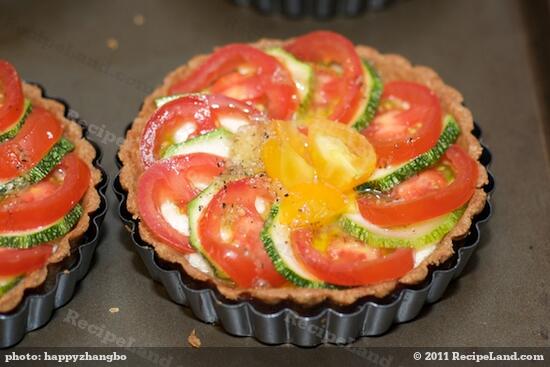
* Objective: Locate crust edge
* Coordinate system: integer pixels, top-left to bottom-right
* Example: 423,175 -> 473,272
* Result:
118,40 -> 489,307
0,83 -> 102,313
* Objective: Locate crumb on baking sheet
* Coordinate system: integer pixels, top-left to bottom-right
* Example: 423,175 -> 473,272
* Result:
133,14 -> 145,26
106,38 -> 119,50
109,307 -> 120,314
187,329 -> 201,348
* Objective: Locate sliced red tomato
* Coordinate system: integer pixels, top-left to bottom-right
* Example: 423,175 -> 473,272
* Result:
363,81 -> 442,167
198,177 -> 285,288
358,145 -> 478,227
0,246 -> 53,276
137,153 -> 226,253
168,44 -> 298,120
0,60 -> 24,133
140,94 -> 264,167
291,227 -> 413,286
0,153 -> 90,232
285,31 -> 364,124
210,72 -> 264,103
0,107 -> 63,180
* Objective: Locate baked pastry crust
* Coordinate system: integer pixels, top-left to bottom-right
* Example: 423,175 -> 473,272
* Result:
0,83 -> 102,313
119,39 -> 489,306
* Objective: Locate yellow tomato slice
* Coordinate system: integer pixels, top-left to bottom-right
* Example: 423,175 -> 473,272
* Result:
261,138 -> 315,188
279,182 -> 348,227
272,120 -> 311,159
261,121 -> 315,188
308,119 -> 376,191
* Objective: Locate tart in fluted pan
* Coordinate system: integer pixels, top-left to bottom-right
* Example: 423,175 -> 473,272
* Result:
119,31 -> 488,306
0,61 -> 101,313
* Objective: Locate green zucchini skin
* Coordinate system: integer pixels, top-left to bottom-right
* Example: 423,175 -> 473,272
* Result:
0,138 -> 74,197
0,276 -> 23,296
155,94 -> 185,109
187,179 -> 231,280
340,207 -> 465,249
355,115 -> 461,193
350,60 -> 383,131
261,205 -> 336,289
266,47 -> 313,112
0,204 -> 83,249
0,99 -> 32,143
161,128 -> 232,160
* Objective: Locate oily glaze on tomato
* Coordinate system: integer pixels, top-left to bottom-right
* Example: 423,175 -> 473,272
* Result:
308,119 -> 376,191
279,182 -> 348,228
261,121 -> 315,189
358,145 -> 478,227
0,107 -> 63,180
0,246 -> 52,276
285,31 -> 364,124
363,81 -> 442,167
291,227 -> 413,286
0,60 -> 24,133
140,94 -> 264,167
0,153 -> 90,232
137,154 -> 226,253
198,177 -> 285,288
169,44 -> 299,120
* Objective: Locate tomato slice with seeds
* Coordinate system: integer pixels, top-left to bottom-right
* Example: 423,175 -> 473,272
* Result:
363,81 -> 442,167
0,246 -> 53,277
169,44 -> 298,120
137,153 -> 226,253
291,227 -> 413,286
0,153 -> 90,232
285,31 -> 364,124
0,60 -> 24,134
210,72 -> 264,103
0,107 -> 63,180
140,94 -> 264,167
198,177 -> 286,288
358,145 -> 478,227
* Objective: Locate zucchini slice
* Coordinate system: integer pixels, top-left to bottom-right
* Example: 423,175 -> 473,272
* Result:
261,205 -> 335,289
0,276 -> 23,296
348,60 -> 383,130
155,94 -> 185,109
355,114 -> 461,193
0,99 -> 32,143
161,128 -> 232,160
187,179 -> 231,279
0,204 -> 83,249
340,207 -> 465,249
0,137 -> 74,197
266,48 -> 313,108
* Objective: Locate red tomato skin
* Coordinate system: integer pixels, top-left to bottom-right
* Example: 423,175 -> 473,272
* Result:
168,44 -> 298,120
0,60 -> 24,132
140,95 -> 215,167
358,145 -> 479,227
137,153 -> 226,253
291,229 -> 414,286
0,246 -> 52,276
140,94 -> 265,168
0,153 -> 90,232
363,81 -> 442,167
198,177 -> 286,288
285,31 -> 364,123
0,107 -> 63,180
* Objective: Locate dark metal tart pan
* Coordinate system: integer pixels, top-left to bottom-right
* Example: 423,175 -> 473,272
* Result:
0,83 -> 109,349
231,0 -> 395,19
114,119 -> 494,347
